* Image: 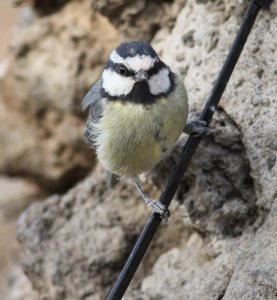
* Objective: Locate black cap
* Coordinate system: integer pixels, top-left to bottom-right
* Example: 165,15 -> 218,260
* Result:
115,41 -> 158,58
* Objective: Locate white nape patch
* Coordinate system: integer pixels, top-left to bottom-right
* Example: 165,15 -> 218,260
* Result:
148,68 -> 171,95
110,50 -> 157,72
102,69 -> 135,96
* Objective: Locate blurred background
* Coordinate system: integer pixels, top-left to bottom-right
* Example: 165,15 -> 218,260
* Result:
0,1 -> 17,60
0,1 -> 23,298
0,0 -> 120,292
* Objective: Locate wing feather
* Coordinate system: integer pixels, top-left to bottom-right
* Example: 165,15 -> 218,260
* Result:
82,79 -> 101,111
82,79 -> 103,144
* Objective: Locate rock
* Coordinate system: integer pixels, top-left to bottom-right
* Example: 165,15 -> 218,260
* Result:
91,0 -> 186,41
1,265 -> 39,300
0,0 -> 120,189
0,95 -> 90,190
0,175 -> 42,300
150,109 -> 256,236
223,202 -> 277,300
0,218 -> 21,299
0,175 -> 41,218
10,0 -> 69,16
130,234 -> 235,300
131,202 -> 277,300
17,165 -> 190,299
154,0 -> 277,211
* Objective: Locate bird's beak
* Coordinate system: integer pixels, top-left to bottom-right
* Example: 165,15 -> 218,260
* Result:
135,69 -> 148,81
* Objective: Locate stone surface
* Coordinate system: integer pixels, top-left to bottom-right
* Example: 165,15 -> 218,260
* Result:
0,0 -> 120,190
0,219 -> 21,299
1,265 -> 38,300
0,1 -> 18,61
0,175 -> 43,300
0,176 -> 41,218
130,234 -> 235,300
130,202 -> 277,300
223,201 -> 277,300
154,0 -> 277,211
17,166 -> 190,299
150,108 -> 257,236
91,0 -> 186,41
8,0 -> 277,299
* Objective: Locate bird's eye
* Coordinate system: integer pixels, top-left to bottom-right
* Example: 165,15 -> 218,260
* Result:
118,65 -> 128,76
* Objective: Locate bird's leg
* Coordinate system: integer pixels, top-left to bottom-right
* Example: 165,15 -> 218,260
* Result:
134,180 -> 170,221
184,120 -> 208,136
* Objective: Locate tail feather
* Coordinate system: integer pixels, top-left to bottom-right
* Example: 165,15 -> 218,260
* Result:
107,172 -> 120,188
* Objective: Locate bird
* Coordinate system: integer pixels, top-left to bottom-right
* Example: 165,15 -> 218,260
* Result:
82,41 -> 205,219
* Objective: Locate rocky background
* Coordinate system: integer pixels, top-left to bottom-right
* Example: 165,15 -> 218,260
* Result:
0,0 -> 276,299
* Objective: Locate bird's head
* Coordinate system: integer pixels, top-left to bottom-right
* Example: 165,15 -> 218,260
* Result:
101,41 -> 175,104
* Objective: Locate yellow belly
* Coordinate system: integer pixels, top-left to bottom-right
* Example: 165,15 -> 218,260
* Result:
94,78 -> 188,178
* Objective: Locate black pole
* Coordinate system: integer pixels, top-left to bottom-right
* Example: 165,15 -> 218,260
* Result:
106,1 -> 273,299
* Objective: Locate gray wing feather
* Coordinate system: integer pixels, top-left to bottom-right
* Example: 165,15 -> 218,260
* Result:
82,79 -> 103,144
106,172 -> 120,188
82,79 -> 102,112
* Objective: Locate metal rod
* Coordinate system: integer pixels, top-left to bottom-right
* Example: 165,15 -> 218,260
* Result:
106,1 -> 271,298
106,215 -> 162,300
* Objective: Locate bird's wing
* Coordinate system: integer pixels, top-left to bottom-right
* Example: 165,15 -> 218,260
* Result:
82,79 -> 104,123
82,78 -> 101,108
82,79 -> 103,143
106,172 -> 120,188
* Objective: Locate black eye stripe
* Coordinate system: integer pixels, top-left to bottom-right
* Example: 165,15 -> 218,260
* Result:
147,61 -> 166,77
104,60 -> 134,77
104,59 -> 166,77
115,64 -> 134,77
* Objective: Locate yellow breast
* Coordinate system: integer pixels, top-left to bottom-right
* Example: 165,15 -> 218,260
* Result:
94,75 -> 188,178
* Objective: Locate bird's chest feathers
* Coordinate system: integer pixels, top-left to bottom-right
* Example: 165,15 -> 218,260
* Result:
99,100 -> 183,152
94,98 -> 185,178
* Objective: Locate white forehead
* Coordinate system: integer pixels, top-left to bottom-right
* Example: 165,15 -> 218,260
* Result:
110,50 -> 157,72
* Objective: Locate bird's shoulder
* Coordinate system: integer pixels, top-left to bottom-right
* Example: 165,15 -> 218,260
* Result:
82,79 -> 102,112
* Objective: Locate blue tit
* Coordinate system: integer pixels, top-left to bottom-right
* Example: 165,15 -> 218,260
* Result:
82,41 -> 189,219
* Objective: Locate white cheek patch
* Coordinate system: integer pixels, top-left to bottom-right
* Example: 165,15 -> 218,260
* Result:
102,69 -> 135,97
110,50 -> 157,72
148,68 -> 171,95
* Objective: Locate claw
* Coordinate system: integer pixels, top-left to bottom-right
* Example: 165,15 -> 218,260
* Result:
147,200 -> 170,221
134,180 -> 170,221
184,120 -> 208,136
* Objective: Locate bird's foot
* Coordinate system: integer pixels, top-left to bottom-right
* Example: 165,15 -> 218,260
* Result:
134,180 -> 170,221
184,120 -> 208,136
146,199 -> 170,221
